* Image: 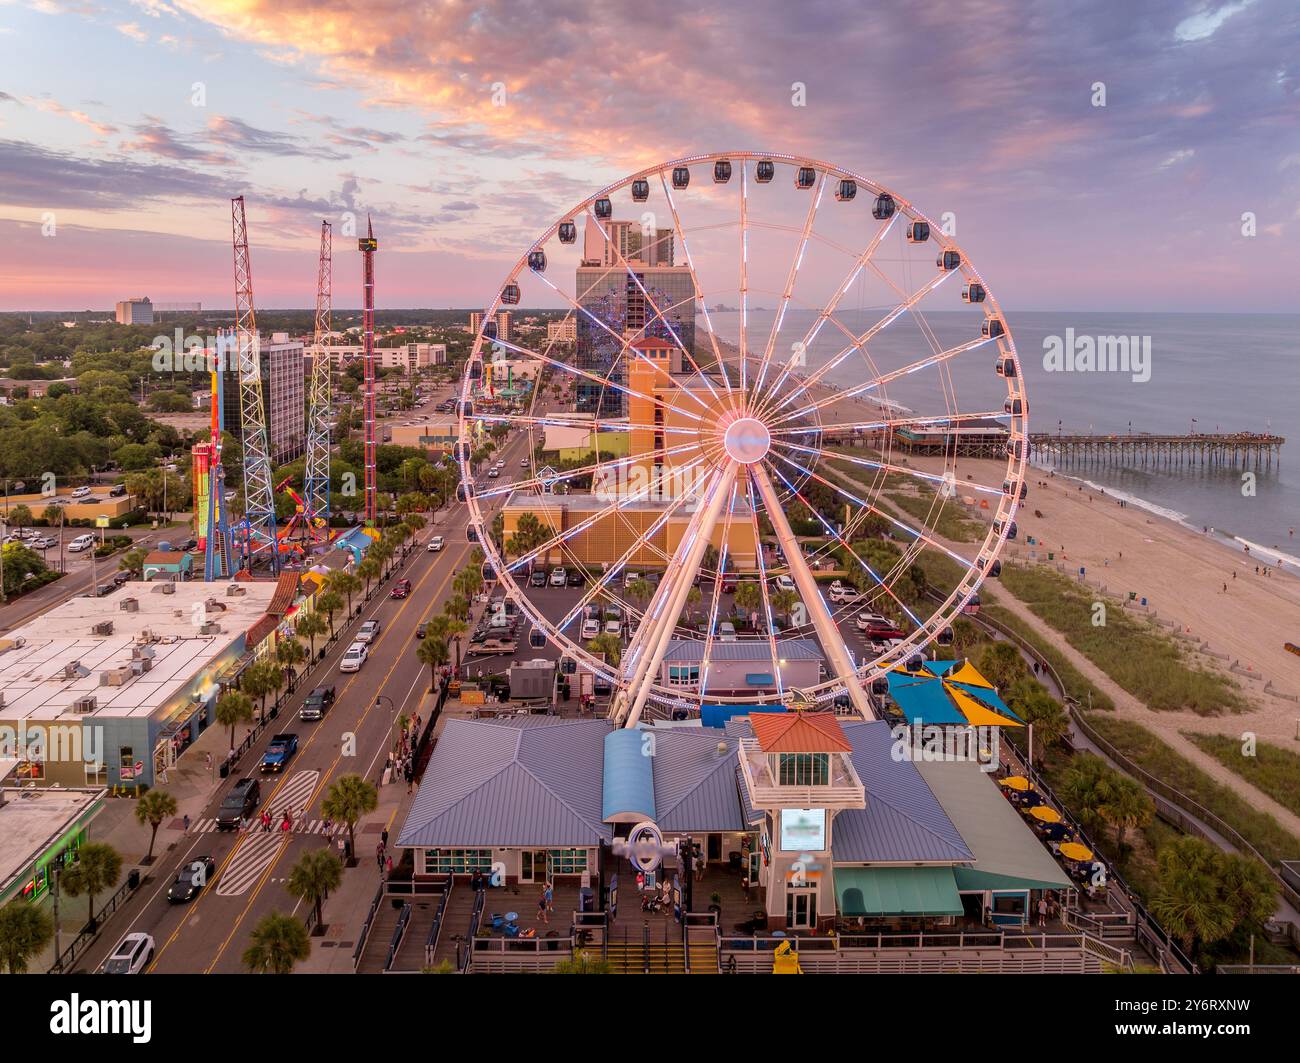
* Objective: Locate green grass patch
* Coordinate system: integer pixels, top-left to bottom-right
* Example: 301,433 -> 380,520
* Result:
980,603 -> 1117,712
1000,565 -> 1246,715
1183,732 -> 1300,822
1083,713 -> 1299,865
824,454 -> 985,543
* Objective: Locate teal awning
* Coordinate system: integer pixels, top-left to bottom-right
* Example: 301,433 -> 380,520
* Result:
834,866 -> 964,917
602,729 -> 655,824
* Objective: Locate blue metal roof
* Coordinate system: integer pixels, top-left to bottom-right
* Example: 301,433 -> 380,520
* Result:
830,721 -> 973,863
648,730 -> 746,832
602,729 -> 655,823
700,703 -> 787,729
664,638 -> 823,662
397,718 -> 612,848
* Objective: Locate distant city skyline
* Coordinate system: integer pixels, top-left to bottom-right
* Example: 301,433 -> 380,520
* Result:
1,1 -> 1298,312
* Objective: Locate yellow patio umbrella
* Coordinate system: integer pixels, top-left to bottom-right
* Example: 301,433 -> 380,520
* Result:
1029,805 -> 1062,824
999,776 -> 1031,791
1058,842 -> 1093,862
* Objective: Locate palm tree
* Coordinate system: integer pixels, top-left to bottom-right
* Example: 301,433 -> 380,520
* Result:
119,547 -> 148,579
276,636 -> 307,690
586,632 -> 623,669
320,774 -> 378,863
327,570 -> 361,616
625,578 -> 652,609
1056,753 -> 1114,832
1098,775 -> 1154,852
770,588 -> 799,626
403,513 -> 426,536
0,900 -> 54,974
356,556 -> 381,597
242,912 -> 311,974
286,849 -> 343,933
295,611 -> 327,659
241,659 -> 276,725
215,690 -> 255,749
684,584 -> 703,622
444,617 -> 468,670
41,503 -> 62,527
975,641 -> 1029,691
444,594 -> 471,622
61,843 -> 122,929
1149,837 -> 1236,954
416,635 -> 449,692
734,580 -> 761,617
8,504 -> 31,533
134,789 -> 178,864
1009,687 -> 1069,764
315,591 -> 343,637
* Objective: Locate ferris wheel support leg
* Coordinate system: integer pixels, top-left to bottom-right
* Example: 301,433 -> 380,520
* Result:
617,463 -> 737,729
749,463 -> 875,720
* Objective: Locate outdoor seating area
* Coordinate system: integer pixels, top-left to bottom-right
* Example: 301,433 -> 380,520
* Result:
998,775 -> 1104,897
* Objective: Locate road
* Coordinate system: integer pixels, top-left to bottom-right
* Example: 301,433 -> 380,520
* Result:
76,428 -> 530,974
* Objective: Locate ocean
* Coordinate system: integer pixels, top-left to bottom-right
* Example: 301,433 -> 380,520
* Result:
707,310 -> 1299,561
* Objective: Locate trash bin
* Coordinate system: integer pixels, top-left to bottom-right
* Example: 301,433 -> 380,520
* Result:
219,761 -> 230,779
127,869 -> 141,890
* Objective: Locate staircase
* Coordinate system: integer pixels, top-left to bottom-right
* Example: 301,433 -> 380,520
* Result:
687,941 -> 718,973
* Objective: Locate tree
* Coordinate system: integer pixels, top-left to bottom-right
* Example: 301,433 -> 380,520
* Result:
1008,686 -> 1069,763
61,843 -> 122,929
118,547 -> 148,579
320,774 -> 378,862
444,617 -> 468,669
7,504 -> 32,531
41,503 -> 62,527
625,578 -> 652,608
0,900 -> 54,974
215,690 -> 255,749
416,632 -> 449,692
242,659 -> 283,725
242,912 -> 311,974
356,556 -> 381,597
1097,774 -> 1154,853
770,588 -> 799,624
1150,837 -> 1238,955
734,580 -> 761,616
134,788 -> 178,864
276,636 -> 307,688
1056,752 -> 1114,832
975,641 -> 1029,691
586,632 -> 623,669
445,593 -> 471,622
286,849 -> 343,933
295,610 -> 327,659
315,591 -> 343,636
949,617 -> 982,656
326,570 -> 361,616
551,948 -> 613,974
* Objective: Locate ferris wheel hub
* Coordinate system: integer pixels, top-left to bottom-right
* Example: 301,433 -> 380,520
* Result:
722,416 -> 771,464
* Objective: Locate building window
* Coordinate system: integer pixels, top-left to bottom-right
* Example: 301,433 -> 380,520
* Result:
777,753 -> 829,787
547,849 -> 588,875
667,665 -> 700,687
421,848 -> 492,875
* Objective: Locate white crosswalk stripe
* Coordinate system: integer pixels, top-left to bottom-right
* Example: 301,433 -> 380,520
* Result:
192,817 -> 340,836
216,834 -> 286,897
266,769 -> 320,815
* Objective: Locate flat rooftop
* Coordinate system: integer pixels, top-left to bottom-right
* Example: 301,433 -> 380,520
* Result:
0,785 -> 105,900
0,581 -> 278,723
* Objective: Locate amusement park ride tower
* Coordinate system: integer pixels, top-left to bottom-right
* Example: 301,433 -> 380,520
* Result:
359,217 -> 378,526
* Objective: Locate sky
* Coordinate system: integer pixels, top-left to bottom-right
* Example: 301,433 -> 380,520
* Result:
0,0 -> 1298,312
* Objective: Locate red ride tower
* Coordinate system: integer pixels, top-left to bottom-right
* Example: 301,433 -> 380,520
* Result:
359,217 -> 378,526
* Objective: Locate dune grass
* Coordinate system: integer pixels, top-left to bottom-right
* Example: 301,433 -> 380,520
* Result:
1000,565 -> 1246,715
1083,713 -> 1299,865
1183,732 -> 1300,822
823,455 -> 985,543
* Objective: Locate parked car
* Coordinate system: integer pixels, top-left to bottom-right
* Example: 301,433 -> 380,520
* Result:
428,535 -> 444,552
828,580 -> 862,603
415,622 -> 428,639
71,485 -> 92,498
260,733 -> 299,773
566,569 -> 585,588
112,571 -> 131,586
529,568 -> 547,587
102,932 -> 155,974
519,458 -> 528,467
167,856 -> 216,903
216,777 -> 261,830
357,620 -> 380,644
604,619 -> 622,637
390,579 -> 412,599
300,685 -> 335,721
95,583 -> 116,597
774,574 -> 796,594
109,483 -> 127,497
581,617 -> 600,640
549,567 -> 567,587
340,642 -> 368,672
67,534 -> 94,552
719,621 -> 738,642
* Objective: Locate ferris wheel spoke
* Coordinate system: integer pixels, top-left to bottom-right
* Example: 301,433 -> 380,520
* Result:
744,471 -> 786,698
583,210 -> 723,408
769,334 -> 995,428
738,163 -> 751,397
658,170 -> 733,397
768,269 -> 954,418
773,436 -> 1005,498
697,479 -> 742,697
750,172 -> 826,404
474,437 -> 703,500
766,446 -> 980,570
618,462 -> 738,728
748,462 -> 874,719
769,409 -> 1009,438
504,457 -> 706,575
755,212 -> 898,417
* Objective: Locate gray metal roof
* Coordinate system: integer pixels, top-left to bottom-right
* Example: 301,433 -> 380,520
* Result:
397,718 -> 613,848
663,638 -> 824,663
647,729 -> 746,832
830,721 -> 973,864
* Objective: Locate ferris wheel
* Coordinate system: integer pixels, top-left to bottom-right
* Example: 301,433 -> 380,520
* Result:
457,152 -> 1027,727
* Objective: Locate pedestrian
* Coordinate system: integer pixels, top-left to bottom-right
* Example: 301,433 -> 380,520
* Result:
538,888 -> 550,925
323,816 -> 333,837
377,842 -> 385,870
385,855 -> 392,877
1037,896 -> 1048,927
205,752 -> 212,774
543,881 -> 554,914
381,828 -> 389,848
182,813 -> 191,833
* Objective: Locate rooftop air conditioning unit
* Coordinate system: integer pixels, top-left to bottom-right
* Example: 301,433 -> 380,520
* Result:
130,658 -> 152,675
72,695 -> 97,714
137,628 -> 154,643
119,597 -> 139,612
92,620 -> 114,636
160,582 -> 175,595
225,585 -> 245,597
62,660 -> 86,679
99,666 -> 131,687
131,644 -> 155,660
200,622 -> 222,635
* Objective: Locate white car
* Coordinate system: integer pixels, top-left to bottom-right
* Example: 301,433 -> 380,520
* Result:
428,535 -> 445,552
103,932 -> 154,974
357,620 -> 381,644
340,642 -> 368,672
71,485 -> 92,498
487,469 -> 500,479
604,619 -> 622,638
549,567 -> 567,587
519,458 -> 528,468
774,574 -> 796,594
828,580 -> 862,603
719,622 -> 738,642
623,571 -> 641,589
581,618 -> 600,640
67,534 -> 95,552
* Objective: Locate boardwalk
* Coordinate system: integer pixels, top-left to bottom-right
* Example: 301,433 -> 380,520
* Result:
1029,431 -> 1284,467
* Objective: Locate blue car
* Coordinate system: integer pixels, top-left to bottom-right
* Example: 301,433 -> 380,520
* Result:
260,733 -> 299,773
